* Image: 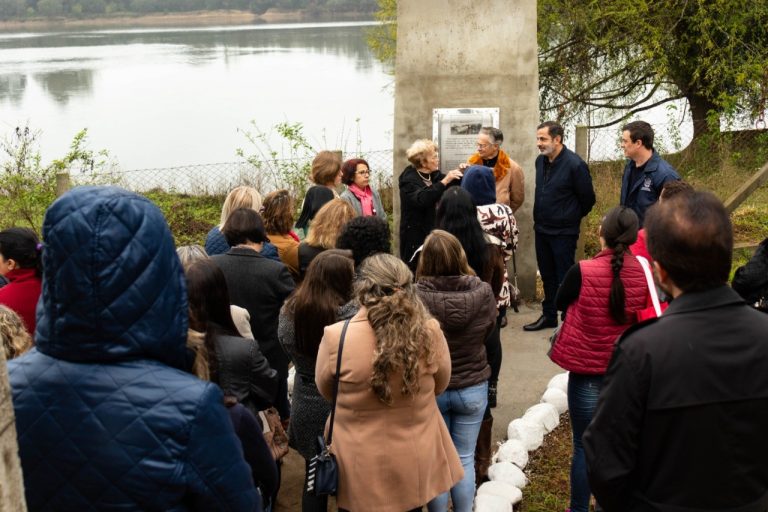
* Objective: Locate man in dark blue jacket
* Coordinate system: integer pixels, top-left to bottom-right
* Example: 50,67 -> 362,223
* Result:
525,121 -> 596,331
619,120 -> 680,226
9,186 -> 261,511
584,191 -> 768,511
523,121 -> 595,331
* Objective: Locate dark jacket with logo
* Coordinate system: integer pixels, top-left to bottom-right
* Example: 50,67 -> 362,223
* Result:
533,146 -> 596,236
416,275 -> 497,389
583,285 -> 768,512
619,150 -> 680,227
9,186 -> 260,511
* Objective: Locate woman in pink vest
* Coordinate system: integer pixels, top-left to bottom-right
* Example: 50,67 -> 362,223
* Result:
549,206 -> 650,512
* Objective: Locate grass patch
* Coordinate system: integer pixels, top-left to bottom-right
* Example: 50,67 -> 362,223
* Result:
518,414 -> 572,511
141,189 -> 222,247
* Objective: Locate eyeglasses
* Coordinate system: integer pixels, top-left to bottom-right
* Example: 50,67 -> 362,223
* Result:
356,170 -> 371,176
476,143 -> 493,149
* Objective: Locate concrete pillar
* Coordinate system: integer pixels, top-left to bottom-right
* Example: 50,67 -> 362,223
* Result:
393,0 -> 540,297
0,349 -> 27,511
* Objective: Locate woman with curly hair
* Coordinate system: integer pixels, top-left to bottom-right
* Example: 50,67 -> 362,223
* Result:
262,189 -> 300,278
0,305 -> 33,359
339,157 -> 387,221
316,253 -> 462,512
296,199 -> 356,279
335,215 -> 391,268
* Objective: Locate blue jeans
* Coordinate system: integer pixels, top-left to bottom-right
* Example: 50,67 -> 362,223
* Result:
568,373 -> 604,512
427,381 -> 488,512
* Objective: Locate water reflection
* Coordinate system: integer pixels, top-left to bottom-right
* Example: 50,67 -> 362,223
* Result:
32,69 -> 94,104
0,73 -> 26,105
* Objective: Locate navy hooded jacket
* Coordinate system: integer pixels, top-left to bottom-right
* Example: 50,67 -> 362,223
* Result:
9,186 -> 260,511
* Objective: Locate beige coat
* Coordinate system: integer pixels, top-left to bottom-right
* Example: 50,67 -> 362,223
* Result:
315,310 -> 463,512
468,149 -> 525,212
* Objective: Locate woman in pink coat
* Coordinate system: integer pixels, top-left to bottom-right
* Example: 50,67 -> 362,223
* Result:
316,253 -> 463,512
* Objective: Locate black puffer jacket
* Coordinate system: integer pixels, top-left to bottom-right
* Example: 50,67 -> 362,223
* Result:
416,275 -> 497,389
732,237 -> 768,308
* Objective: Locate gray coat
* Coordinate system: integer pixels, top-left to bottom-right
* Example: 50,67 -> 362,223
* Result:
278,301 -> 358,460
340,187 -> 387,221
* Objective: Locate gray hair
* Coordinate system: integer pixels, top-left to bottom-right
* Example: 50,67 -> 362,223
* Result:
480,126 -> 503,145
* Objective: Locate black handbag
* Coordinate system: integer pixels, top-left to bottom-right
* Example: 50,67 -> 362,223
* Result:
305,318 -> 351,497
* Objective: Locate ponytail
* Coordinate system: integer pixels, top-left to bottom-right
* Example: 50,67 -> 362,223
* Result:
601,207 -> 640,325
608,243 -> 628,324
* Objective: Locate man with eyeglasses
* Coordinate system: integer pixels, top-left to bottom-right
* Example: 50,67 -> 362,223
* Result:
460,127 -> 525,212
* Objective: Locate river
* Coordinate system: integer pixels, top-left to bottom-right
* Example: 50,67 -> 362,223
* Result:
0,21 -> 393,171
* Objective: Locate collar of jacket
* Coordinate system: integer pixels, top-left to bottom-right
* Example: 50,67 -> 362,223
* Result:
468,149 -> 511,182
226,246 -> 265,258
628,150 -> 662,174
4,267 -> 38,283
663,285 -> 745,317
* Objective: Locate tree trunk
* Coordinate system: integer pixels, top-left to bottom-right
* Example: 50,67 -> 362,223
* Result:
689,94 -> 719,140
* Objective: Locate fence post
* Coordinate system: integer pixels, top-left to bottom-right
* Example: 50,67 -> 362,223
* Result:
56,172 -> 71,197
574,126 -> 589,261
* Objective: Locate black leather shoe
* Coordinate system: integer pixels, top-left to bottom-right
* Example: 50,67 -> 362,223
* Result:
523,315 -> 558,331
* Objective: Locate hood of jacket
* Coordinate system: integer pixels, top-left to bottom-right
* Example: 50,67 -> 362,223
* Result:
35,186 -> 188,369
417,275 -> 490,331
461,165 -> 496,206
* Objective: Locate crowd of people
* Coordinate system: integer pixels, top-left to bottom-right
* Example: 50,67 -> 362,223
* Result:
1,121 -> 767,512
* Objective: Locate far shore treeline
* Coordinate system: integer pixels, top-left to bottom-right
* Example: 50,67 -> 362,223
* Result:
0,0 -> 378,22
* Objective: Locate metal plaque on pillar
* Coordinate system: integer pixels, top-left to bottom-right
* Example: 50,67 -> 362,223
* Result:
432,108 -> 499,171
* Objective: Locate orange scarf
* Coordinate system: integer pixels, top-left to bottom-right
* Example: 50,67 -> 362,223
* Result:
468,149 -> 511,182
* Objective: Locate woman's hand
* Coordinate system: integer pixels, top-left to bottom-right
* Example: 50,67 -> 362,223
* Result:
440,169 -> 463,186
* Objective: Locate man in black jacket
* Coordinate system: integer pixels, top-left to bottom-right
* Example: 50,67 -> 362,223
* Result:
524,121 -> 595,331
584,191 -> 768,512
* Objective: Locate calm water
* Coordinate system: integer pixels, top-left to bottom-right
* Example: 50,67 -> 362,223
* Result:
0,22 -> 393,170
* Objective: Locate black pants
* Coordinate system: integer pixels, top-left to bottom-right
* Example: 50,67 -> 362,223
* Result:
535,232 -> 578,319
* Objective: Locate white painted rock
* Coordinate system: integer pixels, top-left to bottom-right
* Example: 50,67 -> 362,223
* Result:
524,403 -> 560,433
477,481 -> 523,505
474,493 -> 513,512
547,372 -> 569,393
541,387 -> 568,414
488,461 -> 527,489
507,418 -> 545,451
493,439 -> 528,469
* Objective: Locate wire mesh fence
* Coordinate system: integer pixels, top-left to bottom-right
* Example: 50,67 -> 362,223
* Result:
96,149 -> 395,197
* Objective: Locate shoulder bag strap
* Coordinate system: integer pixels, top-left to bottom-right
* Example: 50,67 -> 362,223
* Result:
636,255 -> 662,316
326,318 -> 351,446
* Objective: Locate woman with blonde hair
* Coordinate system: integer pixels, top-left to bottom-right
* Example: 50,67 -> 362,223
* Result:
262,189 -> 301,278
399,139 -> 463,267
296,150 -> 342,235
0,305 -> 33,360
316,253 -> 462,512
205,185 -> 280,260
297,199 -> 356,279
416,231 -> 497,512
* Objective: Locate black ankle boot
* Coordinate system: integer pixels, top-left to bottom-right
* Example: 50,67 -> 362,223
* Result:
488,382 -> 498,408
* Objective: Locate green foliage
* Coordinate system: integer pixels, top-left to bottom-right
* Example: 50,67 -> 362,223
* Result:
236,120 -> 315,205
141,189 -> 221,246
365,0 -> 395,70
0,127 -> 115,233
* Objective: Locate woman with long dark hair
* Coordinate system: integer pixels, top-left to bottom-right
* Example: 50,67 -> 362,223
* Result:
316,253 -> 462,512
0,227 -> 43,335
278,249 -> 357,512
416,231 -> 497,512
549,206 -> 650,512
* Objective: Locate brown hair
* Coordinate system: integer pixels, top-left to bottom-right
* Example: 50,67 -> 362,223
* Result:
262,189 -> 294,235
0,305 -> 32,359
311,150 -> 342,186
622,120 -> 654,149
416,230 -> 475,279
355,254 -> 434,405
305,199 -> 356,249
222,208 -> 268,245
340,158 -> 370,186
283,249 -> 355,357
659,180 -> 694,201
